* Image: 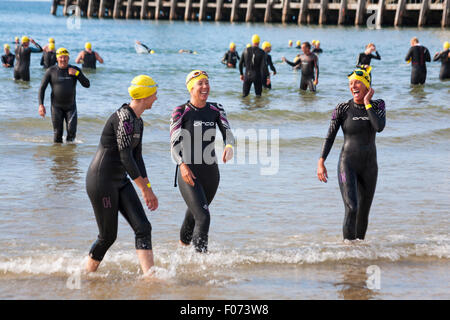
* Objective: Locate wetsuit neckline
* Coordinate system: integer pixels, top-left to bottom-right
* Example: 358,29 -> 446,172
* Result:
122,103 -> 139,119
187,100 -> 208,110
351,99 -> 366,109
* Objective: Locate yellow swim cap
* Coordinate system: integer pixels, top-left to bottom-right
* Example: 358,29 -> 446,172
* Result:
348,67 -> 372,89
56,47 -> 69,58
444,41 -> 450,50
185,70 -> 209,92
246,43 -> 251,48
21,36 -> 29,43
15,37 -> 19,42
49,43 -> 55,51
150,50 -> 155,54
49,38 -> 55,43
296,40 -> 301,46
229,42 -> 236,49
85,42 -> 92,50
4,44 -> 10,50
128,75 -> 158,99
288,40 -> 293,46
312,40 -> 316,45
317,40 -> 320,44
262,41 -> 271,50
252,34 -> 260,44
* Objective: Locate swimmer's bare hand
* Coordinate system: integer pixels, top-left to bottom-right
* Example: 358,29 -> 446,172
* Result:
68,68 -> 78,76
266,78 -> 271,86
222,146 -> 233,163
180,163 -> 196,187
314,79 -> 318,86
143,188 -> 158,211
39,104 -> 46,118
281,57 -> 286,62
364,88 -> 374,106
317,158 -> 328,183
240,75 -> 244,81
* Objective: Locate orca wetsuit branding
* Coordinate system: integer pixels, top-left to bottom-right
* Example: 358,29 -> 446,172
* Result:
170,101 -> 235,252
321,99 -> 386,240
86,104 -> 152,261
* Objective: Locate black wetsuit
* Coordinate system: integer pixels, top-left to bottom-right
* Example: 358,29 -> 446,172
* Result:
86,104 -> 152,261
239,46 -> 266,97
38,64 -> 90,143
313,48 -> 323,54
1,53 -> 15,68
433,49 -> 450,80
263,53 -> 276,89
320,99 -> 386,240
285,53 -> 319,92
13,42 -> 42,81
405,45 -> 431,85
82,50 -> 97,69
40,51 -> 57,69
357,51 -> 381,66
170,101 -> 235,252
222,50 -> 240,68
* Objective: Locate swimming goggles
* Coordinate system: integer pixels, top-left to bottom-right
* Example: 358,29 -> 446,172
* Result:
186,71 -> 209,84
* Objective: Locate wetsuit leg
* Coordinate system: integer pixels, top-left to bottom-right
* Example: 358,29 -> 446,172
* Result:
307,79 -> 316,92
299,76 -> 309,91
355,164 -> 377,239
51,106 -> 65,143
86,175 -> 119,261
178,164 -> 219,252
64,106 -> 78,142
338,159 -> 359,240
118,181 -> 152,250
254,76 -> 262,96
411,66 -> 426,85
242,76 -> 253,97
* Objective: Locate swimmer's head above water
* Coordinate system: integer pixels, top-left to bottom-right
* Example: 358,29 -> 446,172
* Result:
348,67 -> 372,102
186,70 -> 209,104
56,47 -> 70,68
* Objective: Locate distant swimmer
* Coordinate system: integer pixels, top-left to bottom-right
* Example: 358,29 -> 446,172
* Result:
288,40 -> 293,47
40,42 -> 57,69
296,40 -> 301,49
42,37 -> 55,53
135,41 -> 155,54
312,40 -> 323,54
262,41 -> 276,89
75,42 -> 104,69
433,41 -> 450,80
171,70 -> 235,253
179,49 -> 198,54
356,43 -> 380,67
282,42 -> 319,92
317,67 -> 386,241
239,34 -> 266,97
85,75 -> 159,275
405,37 -> 430,85
38,48 -> 90,143
2,44 -> 15,68
14,36 -> 42,81
221,42 -> 240,68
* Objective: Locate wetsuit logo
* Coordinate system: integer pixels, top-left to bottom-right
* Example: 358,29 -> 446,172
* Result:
352,117 -> 369,121
102,196 -> 112,209
194,121 -> 215,127
123,121 -> 133,134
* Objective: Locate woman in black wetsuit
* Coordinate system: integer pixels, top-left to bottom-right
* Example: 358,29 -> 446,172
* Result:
317,67 -> 386,241
433,41 -> 450,80
356,43 -> 380,67
170,70 -> 235,252
85,75 -> 159,275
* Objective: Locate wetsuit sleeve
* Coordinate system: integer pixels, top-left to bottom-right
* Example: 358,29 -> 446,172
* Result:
356,53 -> 363,66
133,131 -> 148,179
221,52 -> 227,64
74,67 -> 90,88
367,99 -> 386,133
236,51 -> 240,60
285,58 -> 301,68
268,55 -> 276,73
320,103 -> 346,160
141,43 -> 150,52
372,51 -> 381,60
239,49 -> 246,75
433,52 -> 442,61
115,110 -> 142,180
38,68 -> 51,105
40,54 -> 44,66
170,105 -> 186,165
314,54 -> 319,80
30,42 -> 43,53
405,48 -> 413,62
424,48 -> 431,62
1,56 -> 6,64
215,104 -> 236,147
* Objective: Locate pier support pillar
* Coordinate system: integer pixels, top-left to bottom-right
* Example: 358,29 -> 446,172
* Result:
51,0 -> 58,15
199,0 -> 207,21
63,0 -> 70,16
418,0 -> 429,27
169,0 -> 177,20
319,0 -> 328,25
185,0 -> 193,20
87,0 -> 94,17
231,0 -> 240,22
298,0 -> 309,25
282,0 -> 290,24
264,0 -> 272,23
246,0 -> 255,22
141,0 -> 148,19
113,0 -> 121,18
338,0 -> 347,25
376,0 -> 385,28
355,0 -> 366,25
394,0 -> 406,26
155,0 -> 163,19
215,0 -> 224,21
99,0 -> 106,17
126,0 -> 133,19
443,0 -> 450,27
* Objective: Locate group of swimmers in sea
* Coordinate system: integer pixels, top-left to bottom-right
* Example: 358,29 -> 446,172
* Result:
0,33 -> 448,277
